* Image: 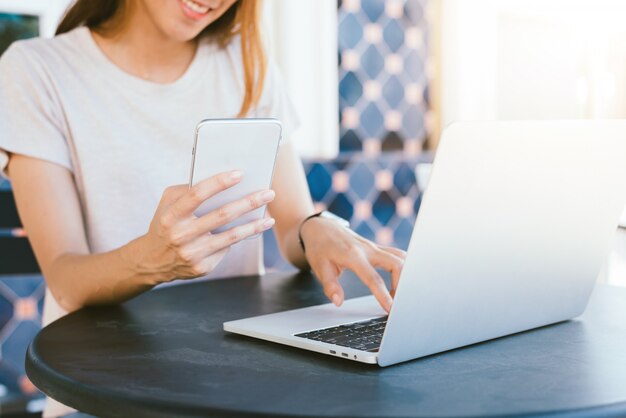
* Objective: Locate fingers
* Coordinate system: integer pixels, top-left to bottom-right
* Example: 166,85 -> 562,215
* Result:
301,222 -> 405,312
192,216 -> 275,257
378,245 -> 407,260
347,253 -> 393,313
190,247 -> 230,277
192,189 -> 275,238
314,261 -> 344,306
370,249 -> 404,298
171,170 -> 243,218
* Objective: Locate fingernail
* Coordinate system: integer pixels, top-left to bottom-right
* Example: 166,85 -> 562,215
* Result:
230,170 -> 243,181
332,293 -> 341,306
259,189 -> 275,203
262,218 -> 275,230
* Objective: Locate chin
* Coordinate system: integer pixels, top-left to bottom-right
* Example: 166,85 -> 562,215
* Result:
164,24 -> 207,43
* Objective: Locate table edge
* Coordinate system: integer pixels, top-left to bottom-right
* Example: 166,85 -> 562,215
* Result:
24,283 -> 626,418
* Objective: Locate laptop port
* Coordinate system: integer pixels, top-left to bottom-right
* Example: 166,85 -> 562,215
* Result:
342,353 -> 349,357
329,350 -> 336,355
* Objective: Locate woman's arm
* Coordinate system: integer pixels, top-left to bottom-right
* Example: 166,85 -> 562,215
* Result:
8,154 -> 275,312
8,155 -> 149,311
266,142 -> 314,269
269,143 -> 406,312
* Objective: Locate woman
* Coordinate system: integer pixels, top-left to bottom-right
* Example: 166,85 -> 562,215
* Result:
0,0 -> 405,415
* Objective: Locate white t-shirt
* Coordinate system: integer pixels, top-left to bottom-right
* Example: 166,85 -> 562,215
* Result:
0,27 -> 298,417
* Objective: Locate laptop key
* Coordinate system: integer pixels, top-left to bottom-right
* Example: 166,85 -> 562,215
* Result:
294,316 -> 388,352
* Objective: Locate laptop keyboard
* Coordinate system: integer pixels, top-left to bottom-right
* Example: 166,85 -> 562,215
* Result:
294,316 -> 388,352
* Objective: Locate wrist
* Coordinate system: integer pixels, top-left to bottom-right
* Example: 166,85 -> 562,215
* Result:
298,217 -> 321,253
298,211 -> 350,254
120,235 -> 173,286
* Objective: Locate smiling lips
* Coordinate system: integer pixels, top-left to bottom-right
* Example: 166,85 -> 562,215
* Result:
179,0 -> 212,19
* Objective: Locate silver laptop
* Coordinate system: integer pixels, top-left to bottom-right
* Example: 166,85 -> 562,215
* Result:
224,120 -> 626,367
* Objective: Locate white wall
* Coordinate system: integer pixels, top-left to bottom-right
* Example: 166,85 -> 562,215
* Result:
263,0 -> 339,158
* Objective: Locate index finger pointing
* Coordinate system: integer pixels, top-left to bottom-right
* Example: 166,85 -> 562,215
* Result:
346,254 -> 393,312
371,250 -> 404,298
315,261 -> 345,307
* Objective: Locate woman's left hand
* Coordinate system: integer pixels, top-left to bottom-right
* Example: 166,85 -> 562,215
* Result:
299,217 -> 406,313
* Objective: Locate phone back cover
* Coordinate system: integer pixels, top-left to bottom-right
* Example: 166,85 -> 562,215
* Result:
190,119 -> 282,233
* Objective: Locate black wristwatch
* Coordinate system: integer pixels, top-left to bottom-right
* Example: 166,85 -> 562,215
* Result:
298,211 -> 350,253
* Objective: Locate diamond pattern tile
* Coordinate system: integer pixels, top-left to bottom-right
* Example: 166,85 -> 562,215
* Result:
361,45 -> 385,79
393,162 -> 417,195
0,275 -> 45,399
362,0 -> 385,22
383,76 -> 404,108
338,13 -> 363,50
339,129 -> 363,153
328,193 -> 355,221
383,19 -> 405,52
372,191 -> 396,226
404,49 -> 424,81
361,102 -> 385,137
307,163 -> 333,201
2,321 -> 39,377
339,71 -> 363,107
382,131 -> 404,151
338,0 -> 430,154
349,163 -> 375,199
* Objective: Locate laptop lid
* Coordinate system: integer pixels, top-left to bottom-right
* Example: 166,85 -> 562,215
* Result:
378,120 -> 626,366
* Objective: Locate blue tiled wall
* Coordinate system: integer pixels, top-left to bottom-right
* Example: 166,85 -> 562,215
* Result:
338,0 -> 429,153
0,275 -> 44,397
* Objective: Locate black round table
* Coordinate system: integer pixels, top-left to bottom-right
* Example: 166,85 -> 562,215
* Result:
26,271 -> 626,418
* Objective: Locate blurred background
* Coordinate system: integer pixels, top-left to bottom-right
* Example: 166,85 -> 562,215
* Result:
1,0 -> 626,415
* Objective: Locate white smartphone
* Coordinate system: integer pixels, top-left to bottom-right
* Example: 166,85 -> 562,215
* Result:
189,118 -> 282,233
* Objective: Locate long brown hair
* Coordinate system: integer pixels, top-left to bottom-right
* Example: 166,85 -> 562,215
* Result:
56,0 -> 266,117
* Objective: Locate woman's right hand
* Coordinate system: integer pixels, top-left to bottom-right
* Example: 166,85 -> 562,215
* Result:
126,170 -> 275,284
